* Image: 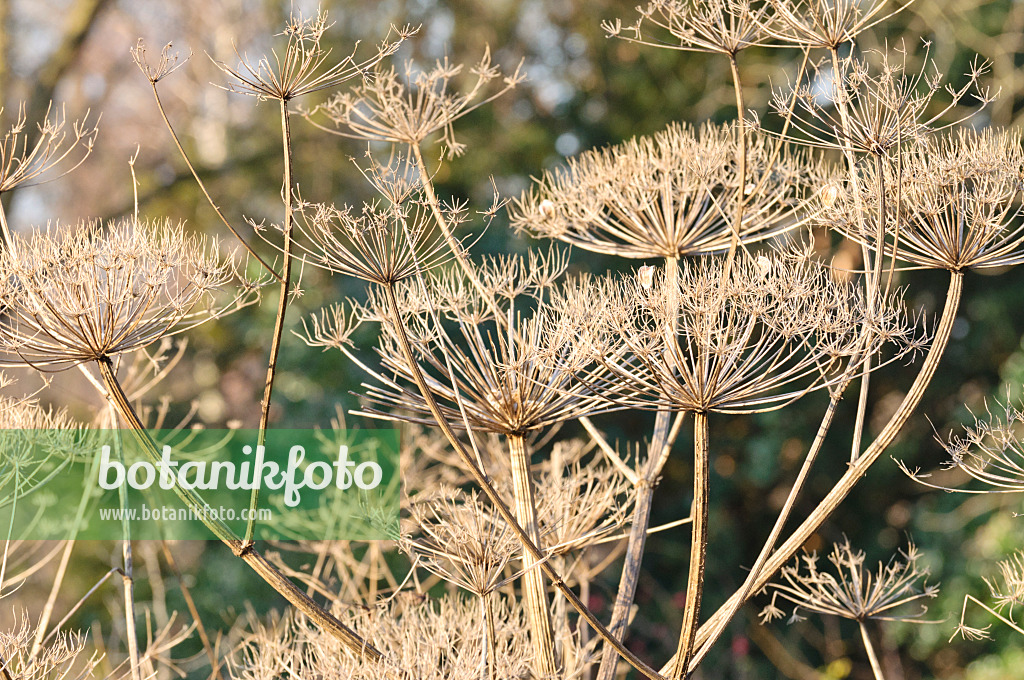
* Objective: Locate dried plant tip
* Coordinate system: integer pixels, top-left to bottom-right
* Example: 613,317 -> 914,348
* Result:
761,537 -> 939,624
215,9 -> 410,102
0,219 -> 250,369
513,122 -> 820,258
825,129 -> 1024,270
131,39 -> 190,83
765,0 -> 910,49
307,47 -> 525,157
607,0 -> 771,56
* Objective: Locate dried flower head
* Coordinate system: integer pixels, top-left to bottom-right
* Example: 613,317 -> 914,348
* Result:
0,395 -> 82,502
0,617 -> 97,680
604,0 -> 770,56
513,122 -> 819,259
307,48 -> 525,157
764,0 -> 908,49
215,8 -> 409,102
576,251 -> 910,413
0,219 -> 246,369
534,451 -> 634,554
986,551 -> 1024,618
235,594 -> 533,680
403,488 -> 519,596
355,252 -> 618,435
824,129 -> 1024,270
775,43 -> 992,156
130,39 -> 190,84
907,398 -> 1024,493
289,198 -> 451,285
759,538 -> 939,624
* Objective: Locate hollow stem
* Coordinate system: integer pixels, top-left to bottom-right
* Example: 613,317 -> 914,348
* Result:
671,411 -> 709,680
508,433 -> 558,676
94,356 -> 380,660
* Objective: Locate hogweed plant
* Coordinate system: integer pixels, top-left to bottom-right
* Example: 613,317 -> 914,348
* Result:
6,2 -> 1024,680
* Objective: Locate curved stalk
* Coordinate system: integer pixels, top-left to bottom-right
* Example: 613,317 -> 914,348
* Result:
380,281 -> 668,680
147,80 -> 281,281
94,356 -> 380,661
411,143 -> 504,325
664,270 -> 963,677
670,411 -> 709,679
245,98 -> 297,546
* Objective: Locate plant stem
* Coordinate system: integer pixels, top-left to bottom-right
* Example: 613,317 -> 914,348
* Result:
671,411 -> 709,680
411,143 -> 504,325
859,621 -> 886,680
508,433 -> 558,676
595,410 -> 685,680
380,281 -> 668,680
723,53 -> 747,281
94,356 -> 380,661
689,390 -> 842,667
147,81 -> 281,281
245,98 -> 297,546
666,270 -> 963,677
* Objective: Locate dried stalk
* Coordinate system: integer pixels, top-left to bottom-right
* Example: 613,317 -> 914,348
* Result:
94,356 -> 381,661
379,281 -> 668,680
669,270 -> 963,677
508,433 -> 558,676
671,411 -> 709,679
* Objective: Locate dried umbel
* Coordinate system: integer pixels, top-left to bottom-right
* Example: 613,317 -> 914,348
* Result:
763,0 -> 906,49
513,122 -> 817,259
0,395 -> 82,503
578,251 -> 908,413
604,0 -> 770,55
0,618 -> 96,680
0,219 -> 245,369
823,129 -> 1024,270
534,453 -> 634,555
290,198 -> 451,285
355,252 -> 617,436
774,44 -> 992,157
0,104 -> 98,248
759,538 -> 939,624
306,49 -> 525,157
233,594 -> 533,680
213,8 -> 407,102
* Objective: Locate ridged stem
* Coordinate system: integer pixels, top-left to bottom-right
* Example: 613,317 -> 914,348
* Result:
508,433 -> 558,676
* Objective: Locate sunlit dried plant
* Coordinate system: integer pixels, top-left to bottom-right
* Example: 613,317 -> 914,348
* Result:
0,218 -> 246,369
823,128 -> 1024,271
214,8 -> 409,102
772,42 -> 993,156
603,0 -> 770,56
760,538 -> 939,624
513,123 -> 820,258
0,104 -> 98,248
306,49 -> 525,157
763,0 -> 909,49
761,539 -> 939,680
